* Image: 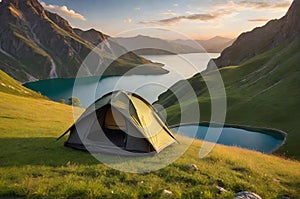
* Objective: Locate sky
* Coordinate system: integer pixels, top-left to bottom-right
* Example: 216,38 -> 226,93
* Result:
39,0 -> 293,40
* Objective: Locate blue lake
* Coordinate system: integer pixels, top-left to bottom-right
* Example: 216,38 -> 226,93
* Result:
24,53 -> 219,107
171,124 -> 285,154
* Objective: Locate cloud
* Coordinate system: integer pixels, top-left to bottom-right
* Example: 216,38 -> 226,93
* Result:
214,0 -> 292,11
139,10 -> 233,25
124,18 -> 133,24
160,10 -> 177,17
185,11 -> 194,15
134,7 -> 141,11
40,2 -> 86,21
248,18 -> 270,22
173,3 -> 178,7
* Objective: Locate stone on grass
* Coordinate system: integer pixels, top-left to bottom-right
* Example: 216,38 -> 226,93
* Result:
189,164 -> 198,171
163,189 -> 172,195
215,185 -> 227,193
234,191 -> 262,199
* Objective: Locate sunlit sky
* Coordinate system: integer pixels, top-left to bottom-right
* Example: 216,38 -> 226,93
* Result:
40,0 -> 293,40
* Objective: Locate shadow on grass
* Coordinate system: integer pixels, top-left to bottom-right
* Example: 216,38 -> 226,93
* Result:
0,137 -> 99,167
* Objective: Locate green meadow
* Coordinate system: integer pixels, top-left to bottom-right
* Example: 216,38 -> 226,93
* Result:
0,70 -> 300,198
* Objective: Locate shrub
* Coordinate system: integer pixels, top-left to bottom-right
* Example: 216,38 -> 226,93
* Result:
59,99 -> 65,104
68,97 -> 81,107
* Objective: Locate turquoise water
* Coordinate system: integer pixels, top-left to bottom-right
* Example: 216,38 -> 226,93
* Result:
171,125 -> 284,153
24,53 -> 219,107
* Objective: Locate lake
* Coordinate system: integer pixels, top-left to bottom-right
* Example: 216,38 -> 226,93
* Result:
170,124 -> 285,154
23,52 -> 285,153
24,53 -> 219,107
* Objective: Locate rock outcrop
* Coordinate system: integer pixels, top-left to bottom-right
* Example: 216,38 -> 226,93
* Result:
0,0 -> 159,82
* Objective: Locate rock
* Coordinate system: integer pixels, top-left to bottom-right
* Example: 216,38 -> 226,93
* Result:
215,185 -> 227,193
163,189 -> 172,195
189,164 -> 198,171
234,191 -> 262,199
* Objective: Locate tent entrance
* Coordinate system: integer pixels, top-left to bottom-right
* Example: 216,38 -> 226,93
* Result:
103,106 -> 127,148
98,105 -> 150,152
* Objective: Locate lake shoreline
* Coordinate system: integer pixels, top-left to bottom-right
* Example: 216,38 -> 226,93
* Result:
23,53 -> 220,106
169,121 -> 286,154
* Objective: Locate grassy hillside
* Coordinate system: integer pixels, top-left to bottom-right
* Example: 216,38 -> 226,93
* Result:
0,74 -> 299,198
0,69 -> 45,98
156,39 -> 300,160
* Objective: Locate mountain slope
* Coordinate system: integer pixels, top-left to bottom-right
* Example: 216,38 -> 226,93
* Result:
208,0 -> 300,69
0,0 -> 166,82
156,1 -> 300,159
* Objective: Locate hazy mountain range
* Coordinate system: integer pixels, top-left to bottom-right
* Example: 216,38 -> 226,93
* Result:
113,35 -> 234,55
173,36 -> 235,54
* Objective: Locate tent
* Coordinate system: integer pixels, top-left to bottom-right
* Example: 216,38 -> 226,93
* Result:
58,90 -> 176,156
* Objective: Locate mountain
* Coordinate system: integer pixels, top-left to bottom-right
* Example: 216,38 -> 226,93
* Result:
208,0 -> 300,69
156,0 -> 300,159
0,0 -> 166,82
113,35 -> 203,55
74,28 -> 109,46
198,36 -> 235,53
172,36 -> 235,53
74,28 -> 157,68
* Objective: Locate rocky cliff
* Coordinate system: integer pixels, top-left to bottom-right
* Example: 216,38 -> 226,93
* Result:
0,0 -> 161,82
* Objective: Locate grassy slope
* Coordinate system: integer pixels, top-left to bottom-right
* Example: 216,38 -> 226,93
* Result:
156,40 -> 300,160
0,72 -> 300,198
0,70 -> 45,98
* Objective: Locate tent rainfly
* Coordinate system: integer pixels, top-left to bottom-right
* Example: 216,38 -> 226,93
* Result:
58,90 -> 176,156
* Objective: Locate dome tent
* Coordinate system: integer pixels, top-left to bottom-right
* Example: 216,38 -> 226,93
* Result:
58,90 -> 176,156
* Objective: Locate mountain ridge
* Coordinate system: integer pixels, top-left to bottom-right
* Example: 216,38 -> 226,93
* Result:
0,0 -> 165,82
208,0 -> 300,69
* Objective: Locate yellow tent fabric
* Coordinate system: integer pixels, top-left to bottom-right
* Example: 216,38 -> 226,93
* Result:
129,96 -> 175,152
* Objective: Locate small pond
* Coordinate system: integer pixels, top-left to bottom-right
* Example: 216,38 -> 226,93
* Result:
171,124 -> 285,153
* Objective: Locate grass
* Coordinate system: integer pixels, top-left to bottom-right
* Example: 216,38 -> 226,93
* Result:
0,70 -> 44,98
156,39 -> 300,160
0,75 -> 300,198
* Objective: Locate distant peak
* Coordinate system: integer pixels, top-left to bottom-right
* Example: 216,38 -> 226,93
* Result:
210,36 -> 232,40
87,28 -> 97,32
135,34 -> 151,38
